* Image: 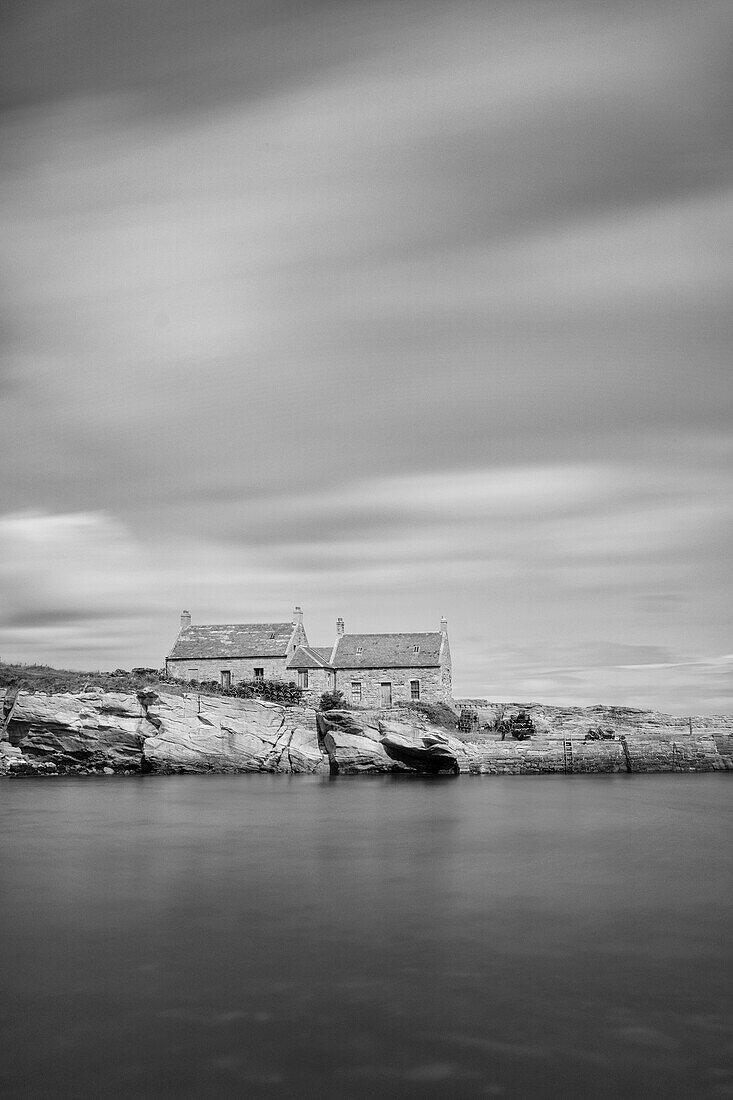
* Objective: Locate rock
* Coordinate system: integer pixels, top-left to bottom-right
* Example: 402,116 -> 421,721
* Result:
141,693 -> 327,773
8,692 -> 150,771
379,718 -> 468,772
3,690 -> 328,775
316,711 -> 469,774
316,710 -> 401,773
3,690 -> 730,777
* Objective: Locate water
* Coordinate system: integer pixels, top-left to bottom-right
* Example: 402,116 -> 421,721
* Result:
1,775 -> 731,1099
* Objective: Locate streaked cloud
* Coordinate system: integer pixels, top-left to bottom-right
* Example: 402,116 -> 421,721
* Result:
0,0 -> 731,709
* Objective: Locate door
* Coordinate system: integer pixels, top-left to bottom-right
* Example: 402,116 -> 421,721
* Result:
220,670 -> 231,689
380,682 -> 392,706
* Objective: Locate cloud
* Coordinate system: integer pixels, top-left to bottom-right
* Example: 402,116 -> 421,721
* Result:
0,2 -> 731,709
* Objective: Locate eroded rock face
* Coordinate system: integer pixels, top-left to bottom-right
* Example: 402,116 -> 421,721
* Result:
8,691 -> 150,771
316,710 -> 398,773
141,693 -> 325,773
316,711 -> 469,774
2,691 -> 731,777
4,690 -> 327,774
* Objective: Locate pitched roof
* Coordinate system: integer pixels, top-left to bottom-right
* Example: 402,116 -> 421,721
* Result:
168,623 -> 294,660
331,632 -> 443,669
287,645 -> 333,670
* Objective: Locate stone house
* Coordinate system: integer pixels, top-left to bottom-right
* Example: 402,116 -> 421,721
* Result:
282,614 -> 452,705
166,608 -> 452,705
324,616 -> 452,707
165,607 -> 308,688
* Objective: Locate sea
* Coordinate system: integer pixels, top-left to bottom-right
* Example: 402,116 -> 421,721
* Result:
1,774 -> 731,1099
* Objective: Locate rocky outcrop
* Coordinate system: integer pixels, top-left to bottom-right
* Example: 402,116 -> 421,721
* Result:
459,700 -> 733,741
1,690 -> 731,776
1,690 -> 326,775
6,691 -> 150,771
315,710 -> 400,773
140,693 -> 324,773
316,711 -> 469,774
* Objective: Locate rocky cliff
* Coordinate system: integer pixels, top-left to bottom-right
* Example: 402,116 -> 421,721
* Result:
1,689 -> 325,775
1,689 -> 731,776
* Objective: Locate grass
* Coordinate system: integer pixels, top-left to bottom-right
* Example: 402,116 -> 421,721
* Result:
0,661 -> 176,696
0,663 -> 304,705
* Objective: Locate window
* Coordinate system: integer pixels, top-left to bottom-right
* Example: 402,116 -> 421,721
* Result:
410,680 -> 420,700
413,645 -> 420,654
254,667 -> 264,681
351,681 -> 362,703
188,668 -> 199,682
355,646 -> 363,655
298,669 -> 309,689
220,671 -> 231,689
269,632 -> 276,639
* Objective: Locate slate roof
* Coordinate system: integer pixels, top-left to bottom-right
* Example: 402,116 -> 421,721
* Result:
287,646 -> 333,670
331,632 -> 443,669
168,623 -> 295,660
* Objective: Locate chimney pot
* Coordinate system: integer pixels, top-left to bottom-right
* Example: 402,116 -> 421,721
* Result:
440,616 -> 448,633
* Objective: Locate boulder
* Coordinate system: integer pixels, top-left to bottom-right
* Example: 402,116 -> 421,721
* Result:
316,710 -> 401,773
316,711 -> 469,774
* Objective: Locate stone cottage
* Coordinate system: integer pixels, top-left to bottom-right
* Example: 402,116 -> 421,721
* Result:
324,616 -> 452,707
166,607 -> 452,705
165,607 -> 308,688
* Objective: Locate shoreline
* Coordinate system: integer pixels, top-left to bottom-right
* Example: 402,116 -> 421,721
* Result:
2,687 -> 731,777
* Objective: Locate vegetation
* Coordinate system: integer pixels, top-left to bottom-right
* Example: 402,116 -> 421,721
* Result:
0,661 -> 164,695
0,663 -> 303,707
319,689 -> 346,711
188,678 -> 303,705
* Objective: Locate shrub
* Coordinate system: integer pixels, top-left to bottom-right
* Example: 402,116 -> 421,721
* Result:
319,689 -> 346,711
233,679 -> 303,705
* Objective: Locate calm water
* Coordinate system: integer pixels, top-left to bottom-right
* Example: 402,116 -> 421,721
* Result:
1,775 -> 731,1099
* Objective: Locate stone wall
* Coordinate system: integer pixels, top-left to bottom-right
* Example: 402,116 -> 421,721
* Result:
165,655 -> 294,686
333,665 -> 447,707
290,666 -> 334,706
463,734 -> 727,775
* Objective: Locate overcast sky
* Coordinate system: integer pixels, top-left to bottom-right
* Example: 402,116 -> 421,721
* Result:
1,0 -> 731,711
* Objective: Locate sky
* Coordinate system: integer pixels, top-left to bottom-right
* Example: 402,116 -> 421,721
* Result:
1,0 -> 731,712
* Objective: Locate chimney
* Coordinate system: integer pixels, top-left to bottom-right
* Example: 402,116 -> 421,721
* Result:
440,616 -> 448,634
336,616 -> 345,637
181,610 -> 191,631
293,605 -> 303,629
